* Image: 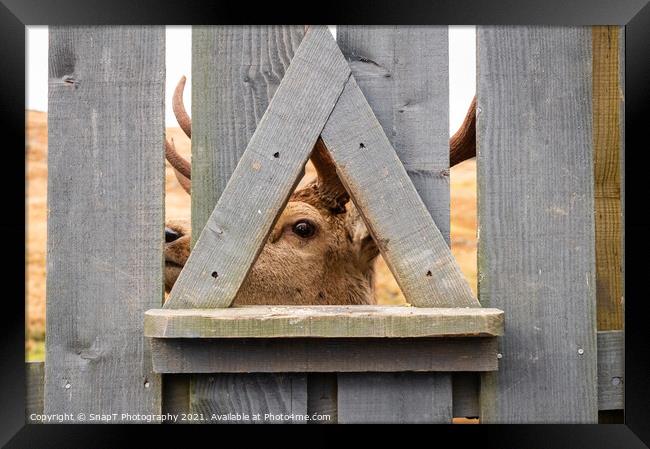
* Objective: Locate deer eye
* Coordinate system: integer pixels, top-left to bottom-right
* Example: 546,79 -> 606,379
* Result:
165,227 -> 182,243
292,220 -> 316,238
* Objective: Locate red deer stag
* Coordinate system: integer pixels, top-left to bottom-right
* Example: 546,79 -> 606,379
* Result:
164,77 -> 477,305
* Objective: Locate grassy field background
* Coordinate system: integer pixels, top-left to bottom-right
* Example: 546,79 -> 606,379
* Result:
26,110 -> 477,360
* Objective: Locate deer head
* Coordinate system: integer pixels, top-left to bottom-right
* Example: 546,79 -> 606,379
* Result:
164,77 -> 477,305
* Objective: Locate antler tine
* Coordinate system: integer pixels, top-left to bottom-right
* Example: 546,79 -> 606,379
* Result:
449,95 -> 477,167
173,75 -> 192,139
172,167 -> 191,195
165,137 -> 191,180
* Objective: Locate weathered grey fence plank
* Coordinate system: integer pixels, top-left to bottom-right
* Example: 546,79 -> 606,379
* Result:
149,337 -> 499,373
190,374 -> 308,423
26,361 -> 44,422
338,373 -> 452,424
165,25 -> 349,309
477,26 -> 597,423
186,25 -> 309,421
597,330 -> 624,410
335,26 -> 456,424
46,27 -> 165,422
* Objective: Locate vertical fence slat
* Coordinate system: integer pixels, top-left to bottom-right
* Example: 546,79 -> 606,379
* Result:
45,27 -> 165,421
477,26 -> 597,423
336,26 -> 453,423
592,26 -> 624,332
189,25 -> 308,420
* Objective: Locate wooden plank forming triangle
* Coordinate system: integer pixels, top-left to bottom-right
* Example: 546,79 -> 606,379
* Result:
164,26 -> 478,309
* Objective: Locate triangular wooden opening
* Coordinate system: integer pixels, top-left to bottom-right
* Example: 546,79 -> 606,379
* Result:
164,26 -> 479,309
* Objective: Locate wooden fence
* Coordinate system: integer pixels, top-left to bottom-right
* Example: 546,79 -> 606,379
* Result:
27,25 -> 624,424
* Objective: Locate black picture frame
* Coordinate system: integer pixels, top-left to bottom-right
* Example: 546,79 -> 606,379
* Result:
4,0 -> 649,446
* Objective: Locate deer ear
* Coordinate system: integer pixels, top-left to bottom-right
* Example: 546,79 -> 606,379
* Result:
358,233 -> 380,268
310,137 -> 349,213
346,203 -> 380,269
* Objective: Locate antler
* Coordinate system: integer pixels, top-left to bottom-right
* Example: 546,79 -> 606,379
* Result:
165,76 -> 192,194
449,95 -> 476,167
173,75 -> 192,138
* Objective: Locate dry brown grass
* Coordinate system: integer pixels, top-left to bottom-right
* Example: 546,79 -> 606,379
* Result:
26,110 -> 477,360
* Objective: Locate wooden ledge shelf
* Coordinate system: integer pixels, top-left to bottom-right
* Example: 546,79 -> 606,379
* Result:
145,306 -> 504,373
145,306 -> 504,339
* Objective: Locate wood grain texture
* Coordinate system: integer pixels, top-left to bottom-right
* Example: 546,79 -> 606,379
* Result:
191,26 -> 305,245
597,330 -> 623,410
477,27 -> 597,423
26,361 -> 44,422
149,337 -> 499,373
46,27 -> 164,422
190,374 -> 308,423
145,306 -> 503,338
334,27 -> 458,424
321,76 -> 477,308
337,26 -> 450,242
165,26 -> 350,309
337,373 -> 452,423
592,26 -> 624,331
